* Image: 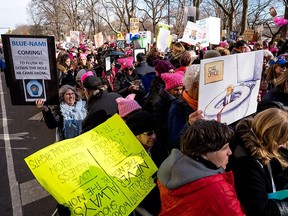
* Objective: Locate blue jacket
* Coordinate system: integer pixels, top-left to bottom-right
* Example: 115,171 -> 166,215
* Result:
168,95 -> 195,150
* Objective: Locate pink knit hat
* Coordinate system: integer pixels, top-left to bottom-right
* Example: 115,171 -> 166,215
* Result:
116,94 -> 142,118
81,71 -> 94,82
161,73 -> 184,91
79,53 -> 87,59
118,57 -> 134,71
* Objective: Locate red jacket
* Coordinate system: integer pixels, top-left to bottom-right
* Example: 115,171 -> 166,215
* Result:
158,171 -> 245,216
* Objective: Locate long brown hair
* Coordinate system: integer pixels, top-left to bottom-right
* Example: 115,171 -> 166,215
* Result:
239,108 -> 288,168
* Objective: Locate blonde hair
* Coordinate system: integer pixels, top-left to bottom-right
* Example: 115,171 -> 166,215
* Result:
172,42 -> 185,55
240,108 -> 288,168
265,64 -> 279,84
274,70 -> 288,93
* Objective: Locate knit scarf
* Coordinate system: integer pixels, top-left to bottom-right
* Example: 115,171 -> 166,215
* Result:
182,90 -> 198,110
59,100 -> 87,140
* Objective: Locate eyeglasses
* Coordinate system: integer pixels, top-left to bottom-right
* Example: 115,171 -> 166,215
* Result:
142,131 -> 154,136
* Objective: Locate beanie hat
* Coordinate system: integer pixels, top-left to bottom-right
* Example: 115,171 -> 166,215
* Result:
153,59 -> 174,75
116,94 -> 142,118
161,73 -> 184,91
79,53 -> 87,59
83,76 -> 102,90
76,69 -> 87,81
81,71 -> 94,83
203,50 -> 221,59
118,57 -> 134,70
125,111 -> 156,136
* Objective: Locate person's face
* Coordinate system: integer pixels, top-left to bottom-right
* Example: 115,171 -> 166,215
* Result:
275,64 -> 287,78
168,86 -> 183,97
226,86 -> 233,96
204,143 -> 232,169
124,67 -> 134,75
64,89 -> 76,106
65,58 -> 71,67
73,57 -> 78,64
79,57 -> 87,65
241,45 -> 250,52
136,130 -> 156,150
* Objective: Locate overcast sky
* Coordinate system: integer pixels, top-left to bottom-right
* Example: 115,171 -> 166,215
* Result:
0,0 -> 31,35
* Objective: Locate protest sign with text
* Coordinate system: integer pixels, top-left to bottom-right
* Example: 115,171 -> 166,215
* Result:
25,114 -> 158,216
198,51 -> 263,125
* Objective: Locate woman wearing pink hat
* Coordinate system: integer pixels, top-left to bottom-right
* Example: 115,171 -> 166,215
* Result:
113,57 -> 146,105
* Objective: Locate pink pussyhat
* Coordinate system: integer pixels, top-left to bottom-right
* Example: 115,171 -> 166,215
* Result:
81,71 -> 94,83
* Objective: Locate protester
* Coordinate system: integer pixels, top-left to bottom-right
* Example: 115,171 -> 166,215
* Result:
232,108 -> 288,216
57,53 -> 76,87
262,69 -> 288,106
35,85 -> 87,141
82,76 -> 121,132
143,59 -> 174,113
168,64 -> 200,149
169,42 -> 186,68
125,111 -> 167,215
116,93 -> 142,120
134,52 -> 155,77
265,56 -> 287,90
174,50 -> 198,75
113,57 -> 146,104
153,72 -> 184,150
157,119 -> 245,216
231,40 -> 250,54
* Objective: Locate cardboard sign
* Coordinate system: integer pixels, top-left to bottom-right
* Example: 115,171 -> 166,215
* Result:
1,35 -> 58,105
204,61 -> 224,84
94,32 -> 104,48
198,51 -> 264,124
25,114 -> 158,216
243,29 -> 254,42
130,18 -> 140,34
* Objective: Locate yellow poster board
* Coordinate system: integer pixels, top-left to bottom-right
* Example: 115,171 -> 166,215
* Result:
25,114 -> 158,216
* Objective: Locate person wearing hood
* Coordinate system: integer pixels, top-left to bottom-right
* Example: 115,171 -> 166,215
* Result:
157,119 -> 245,216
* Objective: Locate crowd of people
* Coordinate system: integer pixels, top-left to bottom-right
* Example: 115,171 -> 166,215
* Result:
35,37 -> 288,216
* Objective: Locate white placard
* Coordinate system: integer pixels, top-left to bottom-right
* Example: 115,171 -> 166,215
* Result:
156,28 -> 170,53
70,31 -> 80,47
198,51 -> 264,125
10,38 -> 51,80
197,17 -> 221,45
180,21 -> 208,47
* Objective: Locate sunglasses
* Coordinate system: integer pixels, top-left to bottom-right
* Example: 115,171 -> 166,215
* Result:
126,67 -> 134,71
280,64 -> 288,69
143,131 -> 154,136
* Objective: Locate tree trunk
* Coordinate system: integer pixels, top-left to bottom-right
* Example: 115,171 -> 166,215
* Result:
240,0 -> 249,34
280,4 -> 288,39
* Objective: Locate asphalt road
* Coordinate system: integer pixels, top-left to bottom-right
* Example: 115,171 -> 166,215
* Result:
0,71 -> 58,216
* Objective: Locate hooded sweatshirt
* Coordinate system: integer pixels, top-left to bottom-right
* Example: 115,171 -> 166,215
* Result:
157,149 -> 245,216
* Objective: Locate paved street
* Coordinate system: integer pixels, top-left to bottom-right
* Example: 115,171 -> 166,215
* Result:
0,72 -> 58,215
